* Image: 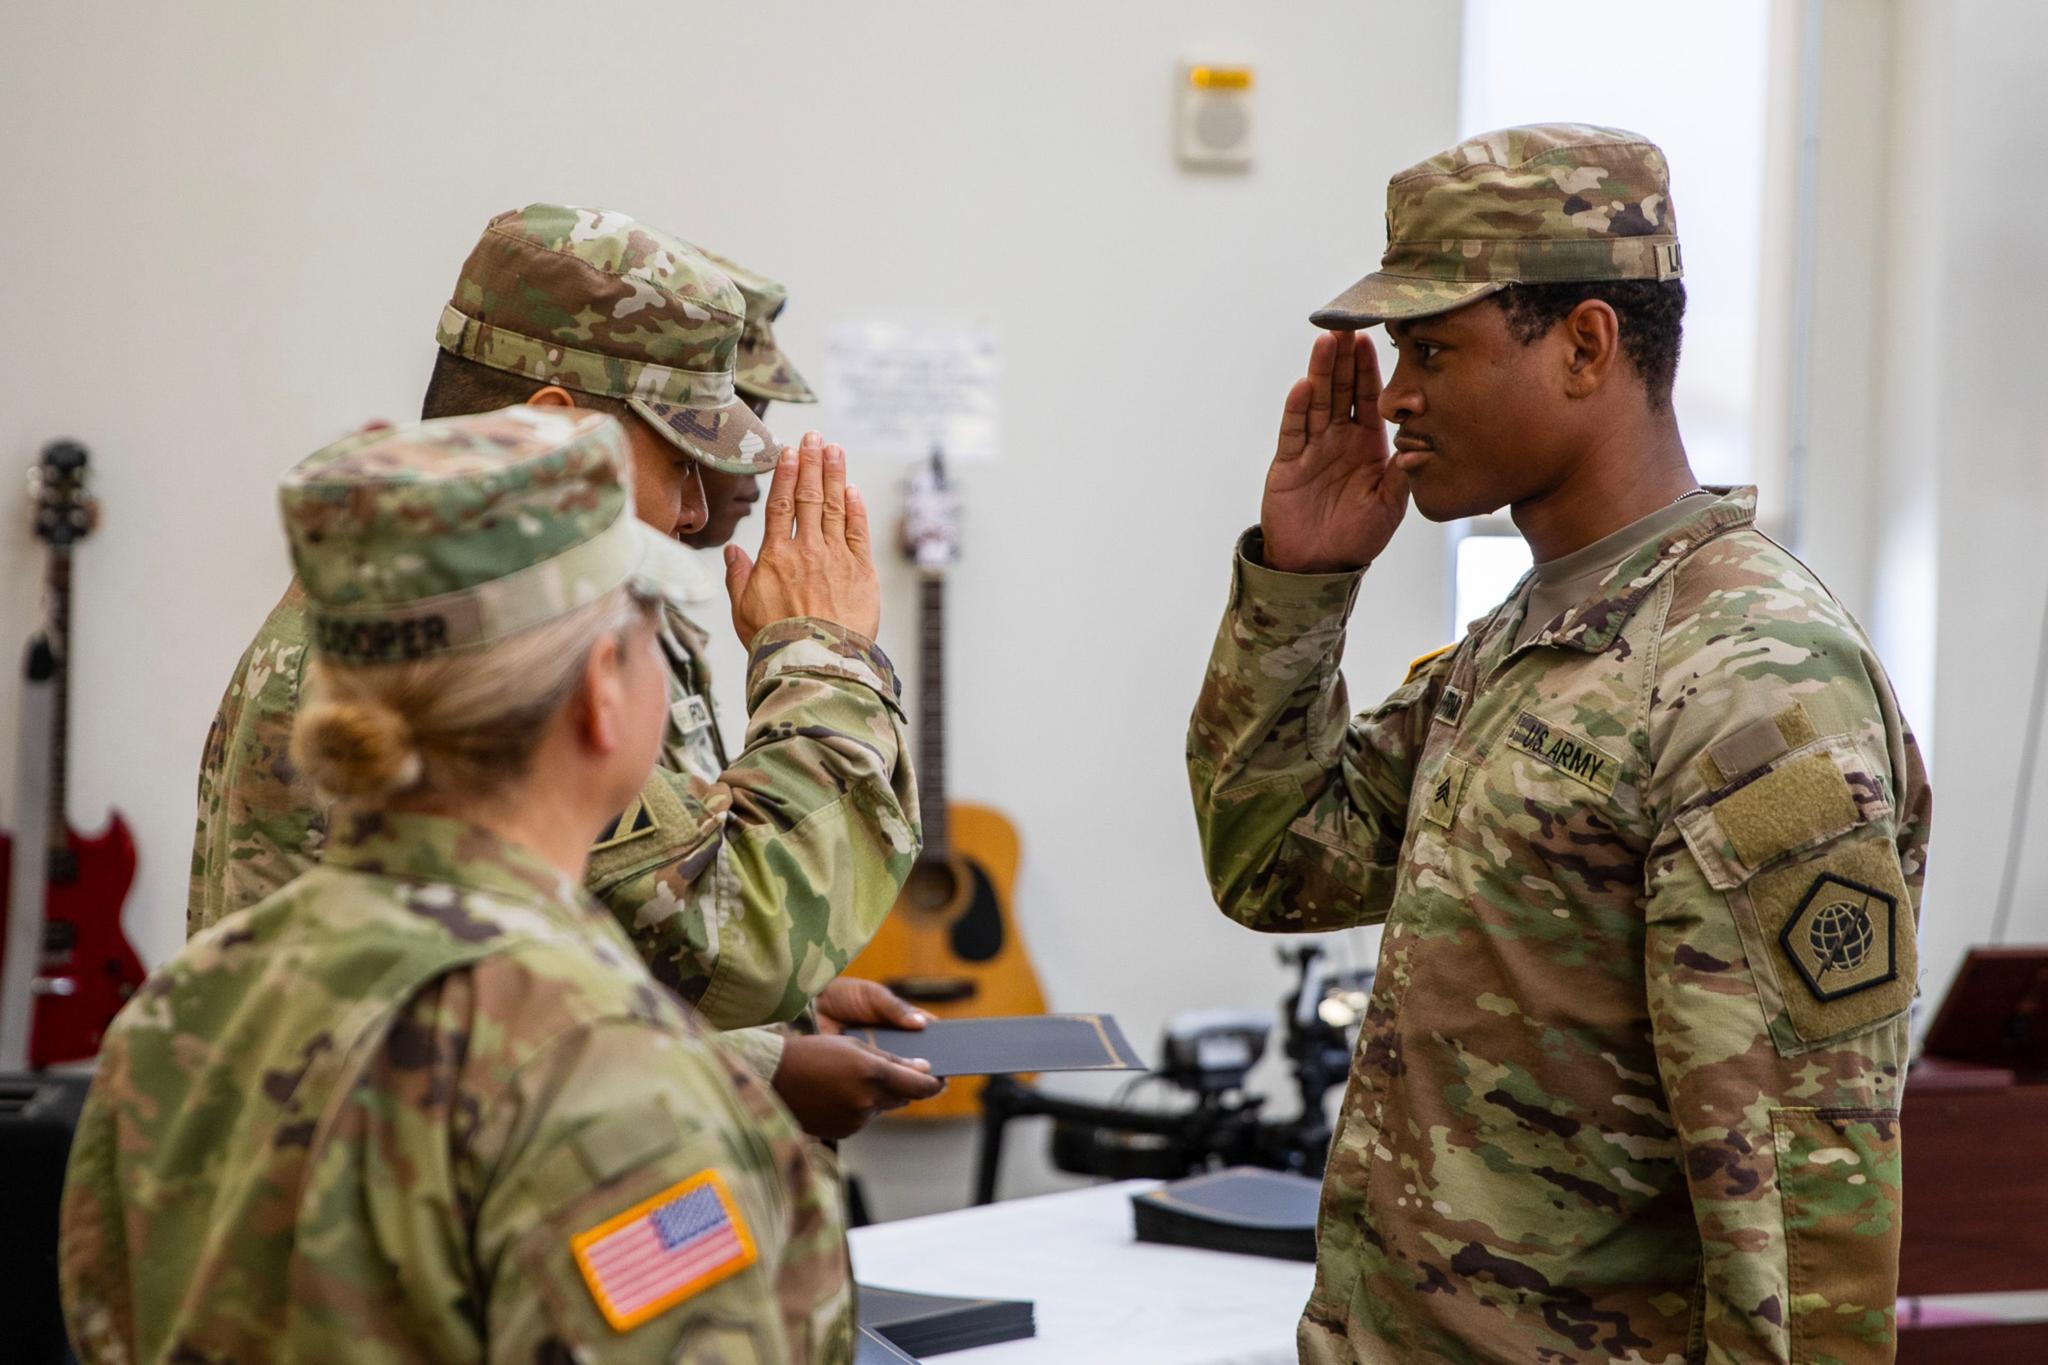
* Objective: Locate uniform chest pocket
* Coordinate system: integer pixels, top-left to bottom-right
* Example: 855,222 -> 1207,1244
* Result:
1440,710 -> 1640,898
1677,737 -> 1915,1055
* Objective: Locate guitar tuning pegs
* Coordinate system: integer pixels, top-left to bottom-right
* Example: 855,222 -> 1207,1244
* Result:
42,439 -> 88,474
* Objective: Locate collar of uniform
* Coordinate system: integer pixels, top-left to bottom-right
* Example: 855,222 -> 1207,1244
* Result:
661,599 -> 712,667
1526,485 -> 1757,654
322,807 -> 581,909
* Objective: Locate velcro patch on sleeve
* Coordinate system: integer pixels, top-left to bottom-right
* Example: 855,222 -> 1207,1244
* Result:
1749,836 -> 1915,1046
1695,703 -> 1821,789
1713,752 -> 1859,869
571,1171 -> 757,1333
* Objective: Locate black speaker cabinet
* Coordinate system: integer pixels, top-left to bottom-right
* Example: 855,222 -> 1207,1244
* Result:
0,1070 -> 90,1364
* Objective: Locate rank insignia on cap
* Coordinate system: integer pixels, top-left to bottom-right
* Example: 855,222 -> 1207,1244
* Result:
1779,873 -> 1899,1003
571,1171 -> 757,1331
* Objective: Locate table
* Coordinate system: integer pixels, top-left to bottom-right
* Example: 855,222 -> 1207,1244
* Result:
848,1180 -> 1311,1365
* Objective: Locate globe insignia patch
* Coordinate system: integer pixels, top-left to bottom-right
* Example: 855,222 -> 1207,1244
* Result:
1780,873 -> 1899,1003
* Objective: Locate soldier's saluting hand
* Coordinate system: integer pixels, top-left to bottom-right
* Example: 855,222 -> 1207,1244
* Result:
1259,329 -> 1410,575
726,432 -> 882,647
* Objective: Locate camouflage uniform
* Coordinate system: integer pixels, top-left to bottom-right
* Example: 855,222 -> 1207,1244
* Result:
1189,128 -> 1930,1364
189,206 -> 918,1050
68,410 -> 852,1362
696,247 -> 819,404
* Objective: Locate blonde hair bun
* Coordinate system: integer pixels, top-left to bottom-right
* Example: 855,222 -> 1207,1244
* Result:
292,698 -> 426,801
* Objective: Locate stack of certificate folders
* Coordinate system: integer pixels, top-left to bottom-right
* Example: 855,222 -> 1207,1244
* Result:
1130,1166 -> 1322,1261
858,1284 -> 1037,1357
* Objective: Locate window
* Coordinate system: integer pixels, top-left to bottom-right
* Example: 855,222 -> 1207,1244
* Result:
1451,0 -> 1778,630
1453,532 -> 1533,632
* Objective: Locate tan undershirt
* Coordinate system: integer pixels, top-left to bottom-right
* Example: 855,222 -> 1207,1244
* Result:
1513,491 -> 1711,649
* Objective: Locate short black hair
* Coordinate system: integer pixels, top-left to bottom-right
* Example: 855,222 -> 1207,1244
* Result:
420,349 -> 637,424
1493,279 -> 1686,410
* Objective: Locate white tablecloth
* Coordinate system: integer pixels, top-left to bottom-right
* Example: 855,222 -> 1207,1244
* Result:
848,1180 -> 1310,1365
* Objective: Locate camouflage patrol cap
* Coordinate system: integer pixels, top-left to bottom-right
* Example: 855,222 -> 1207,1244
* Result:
1311,123 -> 1683,330
280,407 -> 689,665
435,204 -> 781,474
696,247 -> 817,404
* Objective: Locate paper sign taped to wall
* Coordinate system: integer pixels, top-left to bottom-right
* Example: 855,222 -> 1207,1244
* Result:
821,319 -> 999,463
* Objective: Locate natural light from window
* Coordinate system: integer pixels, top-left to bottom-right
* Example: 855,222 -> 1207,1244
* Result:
1450,0 -> 1773,630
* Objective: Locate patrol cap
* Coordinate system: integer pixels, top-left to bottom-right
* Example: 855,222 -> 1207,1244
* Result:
434,204 -> 781,475
697,247 -> 817,404
1311,123 -> 1684,330
281,407 -> 690,665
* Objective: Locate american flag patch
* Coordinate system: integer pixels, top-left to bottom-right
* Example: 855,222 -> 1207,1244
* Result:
571,1171 -> 758,1331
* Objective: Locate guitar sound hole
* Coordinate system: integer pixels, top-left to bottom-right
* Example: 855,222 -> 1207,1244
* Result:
950,861 -> 1005,964
902,860 -> 960,913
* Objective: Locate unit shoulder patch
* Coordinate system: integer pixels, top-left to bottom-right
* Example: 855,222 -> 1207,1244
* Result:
571,1170 -> 758,1332
1744,834 -> 1917,1048
1779,873 -> 1899,1003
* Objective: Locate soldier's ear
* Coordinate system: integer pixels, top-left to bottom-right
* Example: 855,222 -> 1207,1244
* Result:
576,629 -> 628,755
526,385 -> 578,409
1559,299 -> 1621,399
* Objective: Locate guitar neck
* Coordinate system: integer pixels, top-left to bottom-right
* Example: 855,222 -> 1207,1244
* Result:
918,572 -> 948,859
45,546 -> 72,867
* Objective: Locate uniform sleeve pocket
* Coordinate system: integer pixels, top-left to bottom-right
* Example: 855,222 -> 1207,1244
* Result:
1676,740 -> 1873,891
1772,1107 -> 1902,1363
1677,742 -> 1915,1052
1741,834 -> 1915,1049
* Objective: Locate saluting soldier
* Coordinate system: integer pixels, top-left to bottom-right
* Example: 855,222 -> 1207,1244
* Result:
189,206 -> 939,1135
1188,125 -> 1930,1363
66,408 -> 855,1361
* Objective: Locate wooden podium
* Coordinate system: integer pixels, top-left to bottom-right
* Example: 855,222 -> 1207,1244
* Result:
1898,947 -> 2048,1362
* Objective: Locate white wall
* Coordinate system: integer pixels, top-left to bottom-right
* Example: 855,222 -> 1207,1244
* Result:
1796,0 -> 2048,1013
23,0 -> 2034,1220
1,2 -> 1463,1209
1907,0 -> 2048,993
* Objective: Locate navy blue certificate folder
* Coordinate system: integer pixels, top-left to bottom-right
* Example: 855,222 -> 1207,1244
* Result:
852,1013 -> 1145,1077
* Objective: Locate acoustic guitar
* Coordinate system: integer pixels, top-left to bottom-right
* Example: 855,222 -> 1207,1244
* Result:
847,453 -> 1046,1119
0,441 -> 146,1069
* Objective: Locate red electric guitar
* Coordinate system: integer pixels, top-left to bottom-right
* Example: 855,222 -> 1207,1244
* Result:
0,440 -> 145,1068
